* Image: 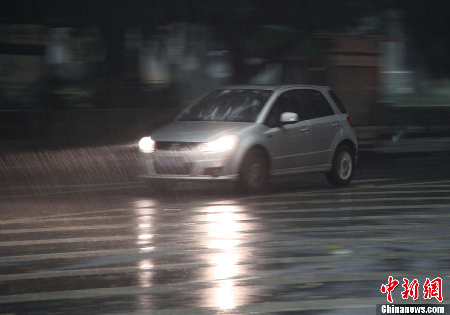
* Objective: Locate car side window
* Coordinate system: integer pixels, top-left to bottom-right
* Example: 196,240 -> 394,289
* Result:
264,100 -> 284,128
265,92 -> 293,127
276,92 -> 295,113
265,90 -> 331,127
300,89 -> 335,119
275,90 -> 311,122
290,90 -> 313,121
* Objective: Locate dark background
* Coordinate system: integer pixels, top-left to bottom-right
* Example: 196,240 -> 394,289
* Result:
2,0 -> 449,80
1,0 -> 450,150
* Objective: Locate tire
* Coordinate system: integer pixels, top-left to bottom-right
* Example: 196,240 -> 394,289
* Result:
237,149 -> 268,194
326,145 -> 355,187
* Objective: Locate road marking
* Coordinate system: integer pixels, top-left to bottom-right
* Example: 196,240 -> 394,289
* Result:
2,229 -> 449,256
0,181 -> 143,191
1,174 -> 449,312
0,223 -> 136,234
2,210 -> 450,237
0,197 -> 444,225
0,286 -> 383,307
1,242 -> 449,264
0,235 -> 137,247
352,178 -> 397,183
136,297 -> 411,315
3,265 -> 448,283
266,189 -> 450,198
0,207 -> 150,225
239,182 -> 450,200
246,196 -> 450,207
0,184 -> 144,199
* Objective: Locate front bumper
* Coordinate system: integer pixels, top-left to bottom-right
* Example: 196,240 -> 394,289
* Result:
139,174 -> 239,181
139,149 -> 240,182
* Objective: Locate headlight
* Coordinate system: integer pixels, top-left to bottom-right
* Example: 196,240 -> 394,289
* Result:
201,135 -> 238,153
138,137 -> 155,153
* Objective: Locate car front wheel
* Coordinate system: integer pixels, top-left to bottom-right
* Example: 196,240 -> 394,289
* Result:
238,149 -> 268,194
326,145 -> 355,187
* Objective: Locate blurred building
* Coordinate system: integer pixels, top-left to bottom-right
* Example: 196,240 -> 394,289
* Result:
0,24 -> 48,142
0,24 -> 46,110
136,24 -> 233,102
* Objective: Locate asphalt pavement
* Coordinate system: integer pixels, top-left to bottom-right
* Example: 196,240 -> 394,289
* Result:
0,141 -> 449,314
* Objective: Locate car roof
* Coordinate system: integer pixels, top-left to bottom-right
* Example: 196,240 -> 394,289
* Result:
216,84 -> 330,92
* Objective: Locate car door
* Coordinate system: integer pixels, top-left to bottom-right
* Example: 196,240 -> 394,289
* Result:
298,89 -> 342,165
263,90 -> 314,171
262,96 -> 287,171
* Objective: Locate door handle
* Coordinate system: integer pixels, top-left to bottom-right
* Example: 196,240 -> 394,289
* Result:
300,128 -> 309,133
332,123 -> 340,129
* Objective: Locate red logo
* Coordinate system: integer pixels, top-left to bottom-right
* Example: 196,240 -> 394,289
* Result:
381,276 -> 399,303
381,276 -> 444,303
423,277 -> 443,302
401,278 -> 419,300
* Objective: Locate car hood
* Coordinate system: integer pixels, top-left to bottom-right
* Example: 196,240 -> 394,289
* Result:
151,121 -> 254,142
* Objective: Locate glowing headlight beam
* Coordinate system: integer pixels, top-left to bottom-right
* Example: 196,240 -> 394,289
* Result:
201,136 -> 237,153
139,137 -> 155,153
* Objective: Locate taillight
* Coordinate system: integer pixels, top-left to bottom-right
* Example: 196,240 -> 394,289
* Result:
347,115 -> 354,128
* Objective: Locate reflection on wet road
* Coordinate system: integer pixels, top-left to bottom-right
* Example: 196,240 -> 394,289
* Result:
1,149 -> 450,314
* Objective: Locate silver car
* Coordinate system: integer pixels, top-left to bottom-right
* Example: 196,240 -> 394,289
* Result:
138,85 -> 358,193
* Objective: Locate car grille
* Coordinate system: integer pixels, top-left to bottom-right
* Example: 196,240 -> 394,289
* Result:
155,141 -> 201,151
154,162 -> 193,175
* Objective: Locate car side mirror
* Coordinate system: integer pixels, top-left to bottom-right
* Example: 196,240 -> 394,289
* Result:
280,112 -> 299,124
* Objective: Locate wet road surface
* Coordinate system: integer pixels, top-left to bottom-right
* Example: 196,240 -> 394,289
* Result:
0,145 -> 449,314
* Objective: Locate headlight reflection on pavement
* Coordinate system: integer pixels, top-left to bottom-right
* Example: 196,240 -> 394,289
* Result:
205,205 -> 248,310
129,200 -> 257,311
134,200 -> 156,310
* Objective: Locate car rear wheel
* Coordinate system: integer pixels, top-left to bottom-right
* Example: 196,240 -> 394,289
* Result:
326,145 -> 355,187
238,149 -> 268,194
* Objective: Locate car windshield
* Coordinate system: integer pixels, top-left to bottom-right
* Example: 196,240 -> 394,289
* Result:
179,89 -> 272,122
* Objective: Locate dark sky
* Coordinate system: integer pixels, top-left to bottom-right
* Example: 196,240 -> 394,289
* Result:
1,0 -> 450,77
0,0 -> 447,31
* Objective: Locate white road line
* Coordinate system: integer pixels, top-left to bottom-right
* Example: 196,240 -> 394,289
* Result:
0,242 -> 448,264
137,297 -> 400,315
0,223 -> 135,234
0,184 -> 144,199
394,180 -> 450,186
0,248 -> 146,263
0,286 -> 384,308
0,235 -> 137,247
246,196 -> 450,207
265,189 -> 450,198
352,178 -> 397,183
240,182 -> 450,200
2,210 -> 450,237
0,181 -> 143,191
277,224 -> 450,233
0,213 -> 138,225
2,200 -> 448,226
0,207 -> 139,224
1,233 -> 449,254
0,266 -> 450,286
